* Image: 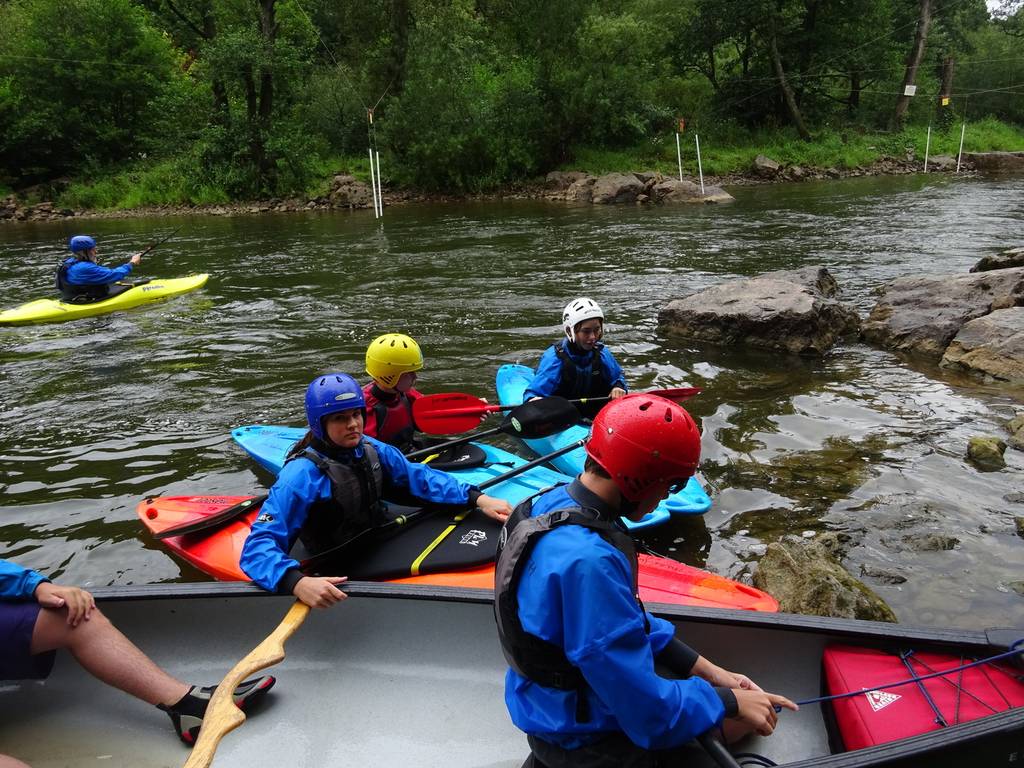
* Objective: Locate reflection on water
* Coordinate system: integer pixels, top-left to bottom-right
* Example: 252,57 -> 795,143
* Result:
1,174 -> 1022,628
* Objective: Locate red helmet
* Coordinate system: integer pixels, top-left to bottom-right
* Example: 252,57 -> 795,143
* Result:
585,394 -> 701,502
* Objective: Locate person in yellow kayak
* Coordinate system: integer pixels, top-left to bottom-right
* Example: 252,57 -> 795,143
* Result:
55,235 -> 143,303
495,394 -> 797,767
524,297 -> 627,418
240,372 -> 513,610
362,333 -> 426,452
0,557 -> 274,758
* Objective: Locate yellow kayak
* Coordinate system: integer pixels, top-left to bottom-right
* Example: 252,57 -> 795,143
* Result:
0,274 -> 209,326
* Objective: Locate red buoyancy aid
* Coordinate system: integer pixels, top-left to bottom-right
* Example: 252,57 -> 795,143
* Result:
363,383 -> 422,452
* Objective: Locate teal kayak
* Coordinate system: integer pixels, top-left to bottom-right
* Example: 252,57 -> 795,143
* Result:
230,425 -> 666,531
495,364 -> 712,517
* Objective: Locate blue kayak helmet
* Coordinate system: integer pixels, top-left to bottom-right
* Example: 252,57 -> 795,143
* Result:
69,235 -> 96,253
305,373 -> 366,441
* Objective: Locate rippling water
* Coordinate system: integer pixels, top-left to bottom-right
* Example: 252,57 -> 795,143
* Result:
2,174 -> 1022,628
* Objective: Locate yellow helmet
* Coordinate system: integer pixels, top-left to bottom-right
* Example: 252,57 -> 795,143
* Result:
365,333 -> 424,387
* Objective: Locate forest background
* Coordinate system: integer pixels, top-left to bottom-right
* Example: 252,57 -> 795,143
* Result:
1,0 -> 1022,208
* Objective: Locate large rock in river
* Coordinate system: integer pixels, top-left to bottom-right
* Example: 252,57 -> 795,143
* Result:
962,151 -> 1024,175
940,307 -> 1024,383
591,173 -> 644,204
658,266 -> 860,355
862,268 -> 1024,360
651,179 -> 734,204
753,537 -> 898,622
971,246 -> 1024,273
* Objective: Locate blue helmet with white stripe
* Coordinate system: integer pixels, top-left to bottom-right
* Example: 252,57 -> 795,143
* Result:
304,373 -> 366,441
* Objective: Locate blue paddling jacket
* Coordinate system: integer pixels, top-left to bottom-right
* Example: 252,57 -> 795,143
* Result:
524,340 -> 627,411
502,482 -> 730,751
0,559 -> 47,601
56,257 -> 135,301
240,436 -> 481,593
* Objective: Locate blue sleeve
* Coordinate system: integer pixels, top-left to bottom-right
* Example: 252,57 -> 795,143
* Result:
0,559 -> 47,600
561,547 -> 725,749
524,346 -> 563,400
240,462 -> 325,592
600,348 -> 627,391
371,437 -> 473,505
69,260 -> 134,285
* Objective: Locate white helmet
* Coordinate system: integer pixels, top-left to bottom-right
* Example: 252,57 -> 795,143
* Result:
562,297 -> 604,342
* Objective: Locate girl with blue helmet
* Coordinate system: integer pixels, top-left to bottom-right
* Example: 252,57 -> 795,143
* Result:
240,373 -> 513,609
55,235 -> 145,303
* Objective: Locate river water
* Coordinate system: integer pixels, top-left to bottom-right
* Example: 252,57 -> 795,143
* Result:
1,174 -> 1022,629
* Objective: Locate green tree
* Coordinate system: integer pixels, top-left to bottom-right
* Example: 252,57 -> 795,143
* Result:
0,0 -> 184,184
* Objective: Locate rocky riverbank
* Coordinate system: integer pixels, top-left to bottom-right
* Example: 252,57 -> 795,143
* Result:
2,151 -> 1008,224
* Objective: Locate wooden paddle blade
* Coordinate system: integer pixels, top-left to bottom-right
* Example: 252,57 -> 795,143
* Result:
183,600 -> 310,768
499,396 -> 580,439
413,392 -> 502,434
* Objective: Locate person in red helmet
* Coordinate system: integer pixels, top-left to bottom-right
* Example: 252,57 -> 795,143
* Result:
494,394 -> 797,767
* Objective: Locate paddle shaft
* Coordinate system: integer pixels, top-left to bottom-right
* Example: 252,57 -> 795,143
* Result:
300,437 -> 587,572
417,387 -> 702,422
183,600 -> 309,768
139,224 -> 183,258
404,425 -> 504,461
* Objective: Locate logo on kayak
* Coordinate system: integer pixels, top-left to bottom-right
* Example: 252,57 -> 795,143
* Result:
334,392 -> 358,402
256,512 -> 274,524
510,417 -> 522,433
864,690 -> 900,712
460,530 -> 488,547
141,285 -> 164,292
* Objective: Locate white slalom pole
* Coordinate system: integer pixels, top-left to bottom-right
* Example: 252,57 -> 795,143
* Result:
676,133 -> 683,181
955,121 -> 966,174
695,133 -> 705,196
924,125 -> 931,172
375,150 -> 384,218
368,149 -> 379,218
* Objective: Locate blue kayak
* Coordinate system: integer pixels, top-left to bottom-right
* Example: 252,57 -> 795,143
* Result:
230,425 -> 665,532
495,364 -> 712,517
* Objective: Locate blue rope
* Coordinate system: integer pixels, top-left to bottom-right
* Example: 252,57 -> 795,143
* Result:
791,639 -> 1024,708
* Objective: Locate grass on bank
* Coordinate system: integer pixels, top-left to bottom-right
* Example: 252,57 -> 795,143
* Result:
567,117 -> 1024,178
34,117 -> 1024,211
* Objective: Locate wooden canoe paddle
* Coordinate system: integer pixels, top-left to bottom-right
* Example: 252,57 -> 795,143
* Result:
183,600 -> 311,768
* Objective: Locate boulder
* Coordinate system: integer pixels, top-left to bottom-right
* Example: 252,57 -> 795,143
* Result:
862,268 -> 1024,360
788,165 -> 806,180
564,175 -> 597,203
1015,517 -> 1024,539
753,154 -> 781,178
940,307 -> 1024,383
658,266 -> 860,355
963,151 -> 1024,175
591,173 -> 645,204
967,436 -> 1007,471
545,171 -> 590,191
927,154 -> 957,171
650,179 -> 734,204
1007,412 -> 1024,451
328,174 -> 374,208
753,538 -> 898,622
971,246 -> 1024,273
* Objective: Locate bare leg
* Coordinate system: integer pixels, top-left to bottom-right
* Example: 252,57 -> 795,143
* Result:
0,754 -> 32,768
30,605 -> 190,707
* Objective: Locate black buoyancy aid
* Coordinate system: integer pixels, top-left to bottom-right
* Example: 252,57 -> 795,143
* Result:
55,256 -> 108,302
494,496 -> 647,723
292,444 -> 387,555
369,386 -> 416,451
552,341 -> 611,409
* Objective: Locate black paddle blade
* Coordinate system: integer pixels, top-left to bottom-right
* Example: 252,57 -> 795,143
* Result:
500,396 -> 580,439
